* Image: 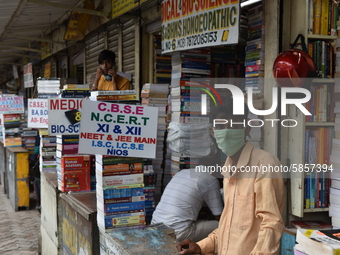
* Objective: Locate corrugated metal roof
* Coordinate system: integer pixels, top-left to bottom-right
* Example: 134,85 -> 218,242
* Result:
0,0 -> 82,84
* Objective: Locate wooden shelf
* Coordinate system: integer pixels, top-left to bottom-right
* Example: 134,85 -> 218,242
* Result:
305,122 -> 335,127
312,78 -> 335,84
303,208 -> 329,213
307,34 -> 338,40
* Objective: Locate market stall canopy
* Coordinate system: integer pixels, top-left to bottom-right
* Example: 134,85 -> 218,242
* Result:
0,0 -> 108,84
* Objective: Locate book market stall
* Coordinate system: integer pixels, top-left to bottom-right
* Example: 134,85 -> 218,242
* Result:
0,95 -> 30,211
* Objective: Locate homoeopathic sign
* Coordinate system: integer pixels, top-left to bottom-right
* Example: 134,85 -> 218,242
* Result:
78,101 -> 159,159
161,0 -> 240,53
48,98 -> 83,135
0,96 -> 24,114
28,99 -> 48,128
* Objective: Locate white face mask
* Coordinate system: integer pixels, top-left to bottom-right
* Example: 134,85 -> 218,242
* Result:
213,128 -> 246,156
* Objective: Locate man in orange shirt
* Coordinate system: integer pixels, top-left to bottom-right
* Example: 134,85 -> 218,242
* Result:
177,99 -> 285,255
91,50 -> 130,91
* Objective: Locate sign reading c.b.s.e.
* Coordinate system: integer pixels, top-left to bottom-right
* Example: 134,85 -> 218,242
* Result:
78,100 -> 159,159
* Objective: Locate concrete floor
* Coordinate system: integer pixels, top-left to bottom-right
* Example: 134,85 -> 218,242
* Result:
0,184 -> 41,255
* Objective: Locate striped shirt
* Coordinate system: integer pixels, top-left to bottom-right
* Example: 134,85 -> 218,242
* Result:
151,168 -> 223,232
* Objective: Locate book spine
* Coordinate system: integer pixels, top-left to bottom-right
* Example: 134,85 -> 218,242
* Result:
305,172 -> 311,209
103,201 -> 145,213
321,0 -> 329,35
313,0 -> 322,35
96,95 -> 137,100
101,196 -> 145,204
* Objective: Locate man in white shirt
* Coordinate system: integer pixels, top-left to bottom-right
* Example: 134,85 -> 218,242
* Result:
151,168 -> 223,242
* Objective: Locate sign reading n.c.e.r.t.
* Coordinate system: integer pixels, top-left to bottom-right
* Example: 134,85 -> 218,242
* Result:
78,100 -> 158,159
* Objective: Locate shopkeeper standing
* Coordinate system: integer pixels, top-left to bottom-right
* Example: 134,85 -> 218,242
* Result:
91,50 -> 130,91
177,100 -> 285,255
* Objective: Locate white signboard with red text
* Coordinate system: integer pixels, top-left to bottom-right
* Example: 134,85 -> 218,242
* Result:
0,96 -> 24,114
48,98 -> 83,136
28,99 -> 48,128
161,0 -> 240,53
78,100 -> 158,158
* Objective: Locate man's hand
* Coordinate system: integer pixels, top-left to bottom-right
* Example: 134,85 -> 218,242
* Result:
176,239 -> 201,254
95,68 -> 103,83
108,69 -> 118,90
107,68 -> 117,79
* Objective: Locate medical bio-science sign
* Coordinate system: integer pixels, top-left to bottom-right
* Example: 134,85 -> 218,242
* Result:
48,98 -> 83,136
161,0 -> 240,53
28,99 -> 48,128
0,96 -> 24,114
78,101 -> 159,159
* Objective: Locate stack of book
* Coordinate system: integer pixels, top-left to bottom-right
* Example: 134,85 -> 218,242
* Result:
39,129 -> 57,173
245,3 -> 264,95
169,50 -> 213,175
1,114 -> 22,147
154,34 -> 171,84
21,128 -> 38,154
37,79 -> 60,98
60,84 -> 91,98
295,228 -> 340,255
143,159 -> 156,224
58,154 -> 92,192
141,83 -> 169,197
171,49 -> 211,89
90,90 -> 137,102
95,155 -> 146,232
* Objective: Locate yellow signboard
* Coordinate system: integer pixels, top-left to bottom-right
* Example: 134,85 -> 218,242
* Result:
64,0 -> 94,41
112,0 -> 147,19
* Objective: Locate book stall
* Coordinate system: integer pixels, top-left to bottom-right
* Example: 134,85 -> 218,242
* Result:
26,80 -> 177,254
0,94 -> 31,210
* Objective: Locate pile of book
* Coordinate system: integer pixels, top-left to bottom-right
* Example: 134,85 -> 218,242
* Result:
154,34 -> 171,84
1,114 -> 22,147
143,159 -> 156,224
55,134 -> 96,192
171,49 -> 211,89
141,83 -> 169,197
95,155 -> 146,232
39,129 -> 57,173
295,228 -> 340,255
245,3 -> 264,95
60,84 -> 90,98
37,79 -> 60,98
169,50 -> 214,175
21,128 -> 38,154
57,154 -> 92,192
90,90 -> 137,102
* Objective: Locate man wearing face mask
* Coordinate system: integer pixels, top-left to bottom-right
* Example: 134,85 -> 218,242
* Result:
177,98 -> 285,255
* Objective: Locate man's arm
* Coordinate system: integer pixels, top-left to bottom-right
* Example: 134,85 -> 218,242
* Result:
250,171 -> 285,255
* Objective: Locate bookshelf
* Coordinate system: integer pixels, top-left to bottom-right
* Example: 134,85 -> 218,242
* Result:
289,78 -> 335,218
285,0 -> 338,219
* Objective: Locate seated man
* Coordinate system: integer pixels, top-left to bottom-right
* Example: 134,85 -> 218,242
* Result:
151,167 -> 223,242
91,49 -> 130,91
